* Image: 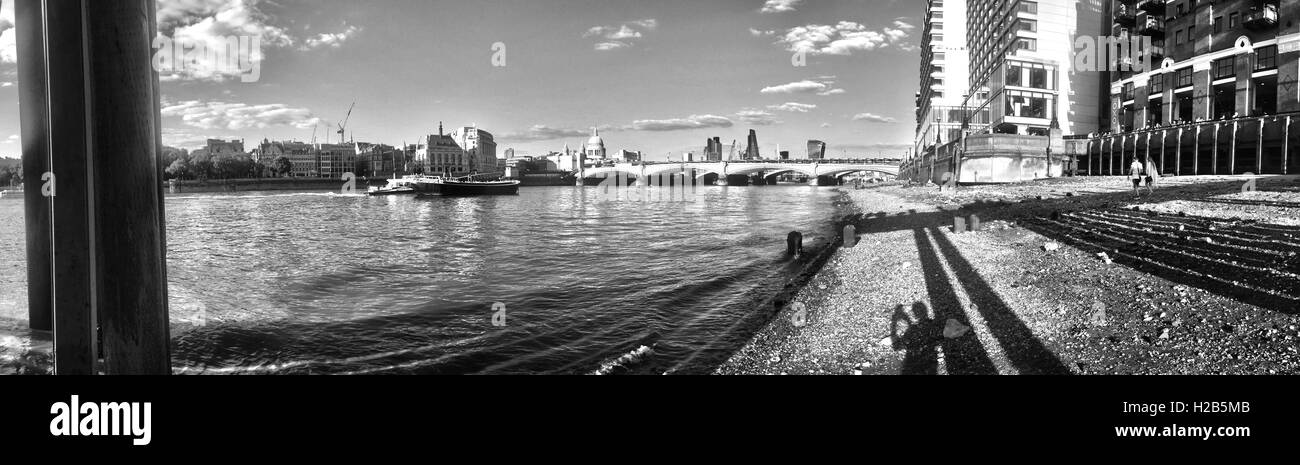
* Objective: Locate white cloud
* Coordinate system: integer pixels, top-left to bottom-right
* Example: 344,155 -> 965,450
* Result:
499,125 -> 593,142
629,114 -> 733,132
584,19 -> 658,51
749,28 -> 776,37
779,21 -> 915,56
761,0 -> 803,14
162,100 -> 323,131
760,79 -> 844,96
761,80 -> 828,94
820,123 -> 832,128
735,110 -> 779,126
1,0 -> 14,64
3,134 -> 19,144
768,102 -> 817,113
595,42 -> 631,51
852,113 -> 898,124
300,25 -> 361,51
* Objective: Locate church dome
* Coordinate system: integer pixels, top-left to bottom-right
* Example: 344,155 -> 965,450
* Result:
586,128 -> 604,148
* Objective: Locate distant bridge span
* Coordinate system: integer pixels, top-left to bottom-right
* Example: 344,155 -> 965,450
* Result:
580,160 -> 900,184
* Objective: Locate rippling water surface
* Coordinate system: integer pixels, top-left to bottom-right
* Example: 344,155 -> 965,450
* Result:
0,185 -> 843,374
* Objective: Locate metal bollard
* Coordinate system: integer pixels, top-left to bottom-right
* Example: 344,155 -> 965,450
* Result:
968,214 -> 981,232
843,225 -> 857,248
953,216 -> 967,234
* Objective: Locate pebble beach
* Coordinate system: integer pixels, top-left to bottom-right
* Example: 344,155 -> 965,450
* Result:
718,175 -> 1300,375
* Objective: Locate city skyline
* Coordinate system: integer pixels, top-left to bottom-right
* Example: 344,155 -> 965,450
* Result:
0,0 -> 924,161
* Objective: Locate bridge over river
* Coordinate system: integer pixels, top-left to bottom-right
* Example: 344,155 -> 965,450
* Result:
579,159 -> 902,186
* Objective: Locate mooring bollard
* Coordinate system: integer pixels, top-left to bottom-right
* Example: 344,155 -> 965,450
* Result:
968,214 -> 981,232
787,231 -> 804,256
953,216 -> 967,234
843,225 -> 857,248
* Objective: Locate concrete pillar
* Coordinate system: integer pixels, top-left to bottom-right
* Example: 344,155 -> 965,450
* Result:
1193,66 -> 1213,120
1258,118 -> 1265,174
1231,121 -> 1239,174
1236,50 -> 1257,117
1176,128 -> 1183,176
1160,130 -> 1167,174
1206,124 -> 1216,175
1194,126 -> 1201,175
1285,116 -> 1292,175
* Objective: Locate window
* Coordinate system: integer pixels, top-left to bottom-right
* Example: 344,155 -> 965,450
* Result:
1214,16 -> 1223,34
1230,12 -> 1239,29
1177,4 -> 1185,16
1029,68 -> 1048,89
1017,38 -> 1037,51
1149,74 -> 1165,94
1018,19 -> 1037,32
1006,65 -> 1023,86
934,52 -> 946,60
1214,57 -> 1235,79
1257,45 -> 1278,70
1176,68 -> 1193,87
1123,82 -> 1135,101
1018,1 -> 1037,14
933,34 -> 943,42
1175,30 -> 1183,45
1187,26 -> 1194,44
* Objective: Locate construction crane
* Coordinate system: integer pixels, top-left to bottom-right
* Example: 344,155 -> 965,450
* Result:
336,101 -> 355,144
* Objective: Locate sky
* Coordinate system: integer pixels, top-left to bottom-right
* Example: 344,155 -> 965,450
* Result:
0,0 -> 923,161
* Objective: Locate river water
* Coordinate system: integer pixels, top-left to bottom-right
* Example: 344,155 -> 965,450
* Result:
0,185 -> 844,374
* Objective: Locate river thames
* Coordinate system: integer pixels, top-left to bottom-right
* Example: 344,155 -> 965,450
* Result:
0,185 -> 845,374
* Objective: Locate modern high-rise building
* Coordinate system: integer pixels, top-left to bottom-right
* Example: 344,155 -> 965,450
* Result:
704,137 -> 723,161
807,140 -> 827,160
744,129 -> 760,160
963,0 -> 1106,136
914,0 -> 973,158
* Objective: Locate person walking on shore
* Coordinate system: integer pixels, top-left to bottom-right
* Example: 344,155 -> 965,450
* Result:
1129,157 -> 1145,199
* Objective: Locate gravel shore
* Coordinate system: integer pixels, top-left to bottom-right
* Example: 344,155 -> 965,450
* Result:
717,175 -> 1300,375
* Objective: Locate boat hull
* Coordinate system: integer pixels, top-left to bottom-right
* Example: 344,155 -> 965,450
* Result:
417,180 -> 520,196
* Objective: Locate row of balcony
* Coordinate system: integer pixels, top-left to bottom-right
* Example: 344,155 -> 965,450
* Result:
1117,1 -> 1277,31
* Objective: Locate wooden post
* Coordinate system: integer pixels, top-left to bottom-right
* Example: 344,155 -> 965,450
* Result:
16,0 -> 171,375
16,0 -> 52,333
88,0 -> 171,375
18,0 -> 98,374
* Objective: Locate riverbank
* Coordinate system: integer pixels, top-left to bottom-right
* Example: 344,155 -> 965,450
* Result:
165,177 -> 384,194
717,175 -> 1300,375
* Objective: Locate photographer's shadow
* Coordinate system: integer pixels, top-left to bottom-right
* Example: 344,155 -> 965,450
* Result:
891,303 -> 941,375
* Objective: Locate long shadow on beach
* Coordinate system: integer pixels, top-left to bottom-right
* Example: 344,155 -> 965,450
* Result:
852,178 -> 1300,318
928,227 -> 1072,375
910,229 -> 998,375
